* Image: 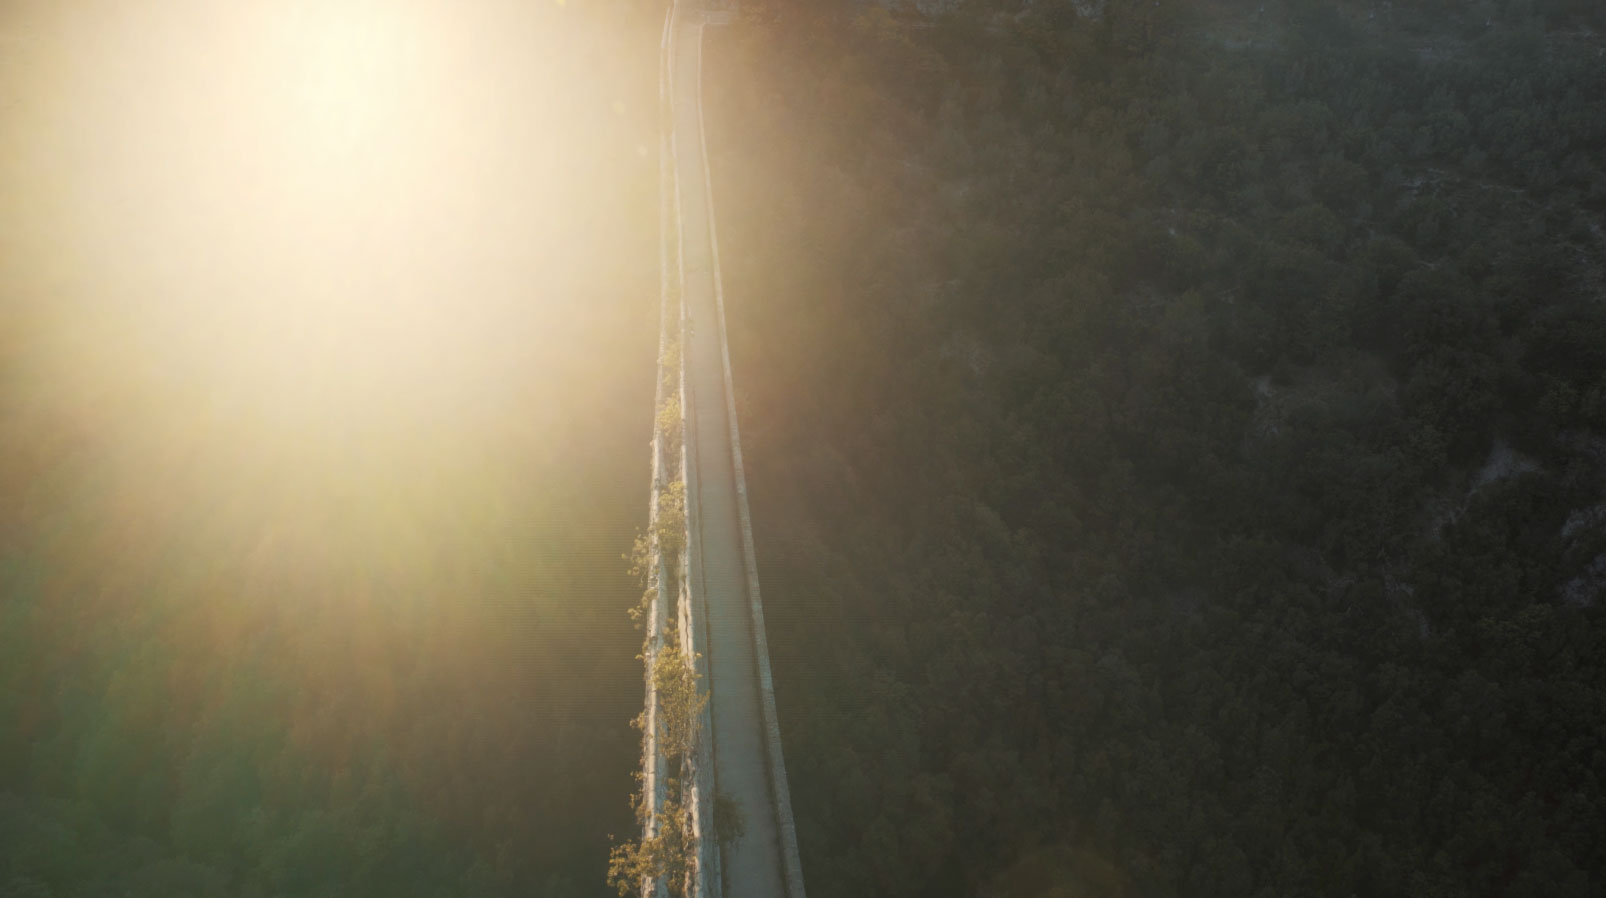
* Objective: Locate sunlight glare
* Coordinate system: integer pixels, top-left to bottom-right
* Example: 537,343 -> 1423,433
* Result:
1,0 -> 653,569
274,5 -> 413,160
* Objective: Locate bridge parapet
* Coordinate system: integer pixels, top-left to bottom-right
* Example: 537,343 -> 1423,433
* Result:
640,3 -> 716,897
641,3 -> 805,897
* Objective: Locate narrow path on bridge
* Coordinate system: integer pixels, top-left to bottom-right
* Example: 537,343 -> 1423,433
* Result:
672,13 -> 789,898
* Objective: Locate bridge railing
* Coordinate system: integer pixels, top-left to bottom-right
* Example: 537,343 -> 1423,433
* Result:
669,3 -> 720,894
643,2 -> 716,897
639,3 -> 678,897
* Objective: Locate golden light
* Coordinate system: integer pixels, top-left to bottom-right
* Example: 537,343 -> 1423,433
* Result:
273,6 -> 411,156
2,0 -> 655,578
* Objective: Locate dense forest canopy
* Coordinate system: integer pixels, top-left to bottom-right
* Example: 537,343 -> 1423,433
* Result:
708,0 -> 1605,895
1,2 -> 662,896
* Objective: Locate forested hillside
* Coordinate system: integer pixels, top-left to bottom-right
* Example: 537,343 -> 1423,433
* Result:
0,2 -> 661,896
708,0 -> 1606,895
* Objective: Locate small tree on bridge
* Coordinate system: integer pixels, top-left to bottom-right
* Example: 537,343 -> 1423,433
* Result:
608,640 -> 707,897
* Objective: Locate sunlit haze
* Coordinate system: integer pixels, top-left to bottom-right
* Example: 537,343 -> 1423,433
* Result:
2,0 -> 654,579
